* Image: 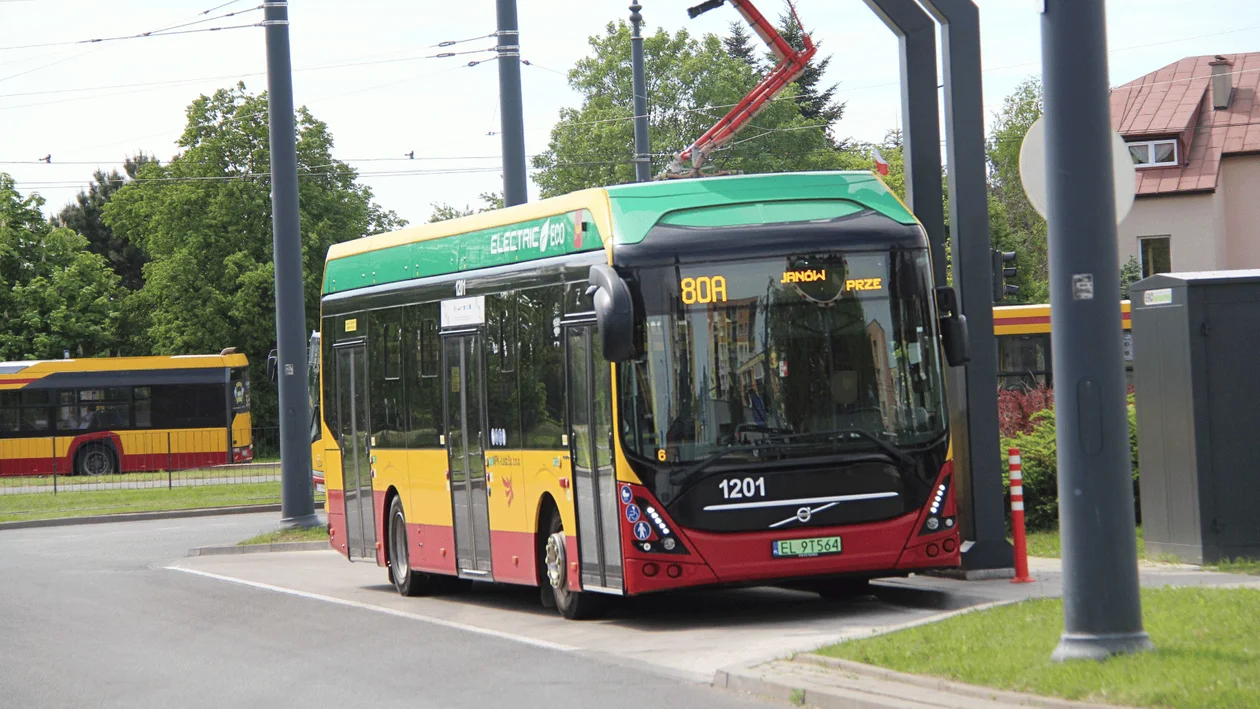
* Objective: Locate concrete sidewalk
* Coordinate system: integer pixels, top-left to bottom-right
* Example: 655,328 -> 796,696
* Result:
722,556 -> 1260,708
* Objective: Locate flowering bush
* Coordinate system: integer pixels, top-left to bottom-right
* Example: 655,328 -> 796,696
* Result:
997,385 -> 1055,438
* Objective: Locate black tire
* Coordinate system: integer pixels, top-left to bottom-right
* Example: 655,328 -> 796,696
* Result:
76,443 -> 116,476
815,577 -> 873,600
542,510 -> 603,620
387,496 -> 433,597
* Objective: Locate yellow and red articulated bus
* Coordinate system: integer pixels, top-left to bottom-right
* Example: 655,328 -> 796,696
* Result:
993,301 -> 1133,389
317,172 -> 969,619
0,351 -> 254,476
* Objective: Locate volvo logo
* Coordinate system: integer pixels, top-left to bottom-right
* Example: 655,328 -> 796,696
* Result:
796,507 -> 812,523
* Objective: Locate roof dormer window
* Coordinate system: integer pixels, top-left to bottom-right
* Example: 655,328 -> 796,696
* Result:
1127,139 -> 1179,168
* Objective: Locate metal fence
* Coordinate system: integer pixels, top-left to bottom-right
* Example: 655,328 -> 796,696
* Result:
0,427 -> 329,523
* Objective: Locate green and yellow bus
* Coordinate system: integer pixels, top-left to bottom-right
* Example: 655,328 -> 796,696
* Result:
0,351 -> 254,476
317,171 -> 969,618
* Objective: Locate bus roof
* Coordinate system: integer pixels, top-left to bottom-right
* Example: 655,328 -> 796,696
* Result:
322,171 -> 916,297
0,353 -> 249,390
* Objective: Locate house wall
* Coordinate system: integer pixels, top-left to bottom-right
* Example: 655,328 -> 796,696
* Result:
1222,155 -> 1260,268
1119,191 -> 1223,272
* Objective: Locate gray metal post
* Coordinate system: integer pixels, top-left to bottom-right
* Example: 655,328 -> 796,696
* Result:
920,0 -> 1013,572
1041,0 -> 1150,661
496,0 -> 528,206
264,1 -> 318,528
629,2 -> 651,182
862,0 -> 946,288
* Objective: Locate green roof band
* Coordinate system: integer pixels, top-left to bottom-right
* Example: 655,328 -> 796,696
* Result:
605,171 -> 916,245
322,172 -> 917,296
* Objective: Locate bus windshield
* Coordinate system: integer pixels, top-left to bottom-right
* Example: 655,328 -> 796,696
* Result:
620,249 -> 947,465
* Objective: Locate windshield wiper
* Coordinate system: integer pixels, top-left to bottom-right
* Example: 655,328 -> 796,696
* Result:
778,429 -> 914,467
668,443 -> 763,484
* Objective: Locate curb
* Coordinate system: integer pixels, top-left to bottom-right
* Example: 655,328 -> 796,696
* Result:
793,654 -> 1137,709
0,502 -> 324,532
188,540 -> 330,556
715,655 -> 1138,709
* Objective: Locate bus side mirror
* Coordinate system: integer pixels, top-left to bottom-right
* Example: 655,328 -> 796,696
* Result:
935,286 -> 971,367
587,264 -> 637,362
266,350 -> 278,382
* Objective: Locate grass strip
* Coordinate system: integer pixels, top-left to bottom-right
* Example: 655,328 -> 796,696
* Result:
238,526 -> 329,546
0,482 -> 286,523
1020,526 -> 1257,575
818,587 -> 1260,709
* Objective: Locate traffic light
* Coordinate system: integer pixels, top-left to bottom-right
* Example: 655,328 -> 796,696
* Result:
992,249 -> 1019,302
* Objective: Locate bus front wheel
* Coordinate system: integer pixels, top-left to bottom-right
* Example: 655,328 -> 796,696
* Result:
542,511 -> 603,620
76,444 -> 116,476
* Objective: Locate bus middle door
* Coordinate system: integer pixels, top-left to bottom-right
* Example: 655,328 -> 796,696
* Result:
442,330 -> 493,579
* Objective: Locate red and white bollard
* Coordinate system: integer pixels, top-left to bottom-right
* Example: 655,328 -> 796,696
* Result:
1009,447 -> 1034,583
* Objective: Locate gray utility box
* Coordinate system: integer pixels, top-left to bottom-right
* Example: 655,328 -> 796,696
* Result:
1129,270 -> 1260,564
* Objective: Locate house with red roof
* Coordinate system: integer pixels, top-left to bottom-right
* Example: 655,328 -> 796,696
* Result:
1110,53 -> 1260,276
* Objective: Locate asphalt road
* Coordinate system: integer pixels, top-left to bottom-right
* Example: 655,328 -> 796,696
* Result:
0,513 -> 784,709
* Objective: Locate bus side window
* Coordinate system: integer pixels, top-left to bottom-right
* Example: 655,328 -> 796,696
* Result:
519,284 -> 565,449
404,302 -> 442,448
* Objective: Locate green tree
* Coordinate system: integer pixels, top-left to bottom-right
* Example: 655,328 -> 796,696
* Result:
771,3 -> 845,139
1120,255 -> 1142,299
0,174 -> 123,360
428,192 -> 503,222
532,23 -> 851,196
987,76 -> 1047,303
103,84 -> 405,428
51,153 -> 158,292
723,21 -> 761,70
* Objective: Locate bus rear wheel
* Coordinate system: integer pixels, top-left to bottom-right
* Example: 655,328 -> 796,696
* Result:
542,511 -> 603,620
387,496 -> 434,597
76,444 -> 115,476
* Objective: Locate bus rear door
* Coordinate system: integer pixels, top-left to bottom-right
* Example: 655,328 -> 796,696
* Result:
334,342 -> 376,560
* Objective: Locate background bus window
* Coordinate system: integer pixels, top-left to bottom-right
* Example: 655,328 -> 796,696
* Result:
996,334 -> 1052,390
76,388 -> 130,430
0,391 -> 51,434
151,385 -> 225,428
135,387 -> 153,427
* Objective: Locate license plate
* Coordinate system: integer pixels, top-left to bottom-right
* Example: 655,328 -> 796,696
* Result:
772,536 -> 842,558
316,484 -> 325,493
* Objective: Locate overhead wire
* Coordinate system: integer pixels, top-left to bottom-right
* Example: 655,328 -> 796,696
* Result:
0,8 -> 264,52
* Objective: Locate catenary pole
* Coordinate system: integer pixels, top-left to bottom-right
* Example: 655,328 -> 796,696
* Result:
496,0 -> 528,206
1040,0 -> 1151,661
630,2 -> 651,182
263,1 -> 317,527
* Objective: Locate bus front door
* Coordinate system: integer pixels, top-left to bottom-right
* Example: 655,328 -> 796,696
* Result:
565,323 -> 623,594
335,344 -> 376,561
443,332 -> 493,579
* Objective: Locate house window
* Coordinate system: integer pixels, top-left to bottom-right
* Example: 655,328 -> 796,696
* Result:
1127,139 -> 1178,167
1140,236 -> 1171,278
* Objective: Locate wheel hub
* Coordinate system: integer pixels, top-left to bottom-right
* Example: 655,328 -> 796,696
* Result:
85,451 -> 108,475
544,532 -> 566,589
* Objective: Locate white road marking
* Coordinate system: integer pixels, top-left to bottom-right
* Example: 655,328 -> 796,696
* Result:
703,491 -> 899,512
165,565 -> 576,652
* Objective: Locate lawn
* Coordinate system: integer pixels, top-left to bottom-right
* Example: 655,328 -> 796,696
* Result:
0,482 -> 324,523
819,587 -> 1260,709
238,526 -> 328,546
1020,526 -> 1258,575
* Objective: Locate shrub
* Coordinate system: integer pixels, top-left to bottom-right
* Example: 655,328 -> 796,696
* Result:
997,385 -> 1055,438
998,388 -> 1141,531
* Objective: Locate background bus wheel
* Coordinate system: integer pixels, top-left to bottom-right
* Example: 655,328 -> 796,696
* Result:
543,512 -> 602,620
76,444 -> 115,476
387,497 -> 432,597
814,577 -> 873,600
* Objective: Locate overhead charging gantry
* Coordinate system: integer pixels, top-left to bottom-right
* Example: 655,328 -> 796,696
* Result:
662,0 -> 817,179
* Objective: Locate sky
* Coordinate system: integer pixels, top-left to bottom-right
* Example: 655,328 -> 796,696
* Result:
2,0 -> 1259,227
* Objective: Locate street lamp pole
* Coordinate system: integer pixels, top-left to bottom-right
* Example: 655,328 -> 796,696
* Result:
1040,0 -> 1151,662
630,2 -> 651,182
